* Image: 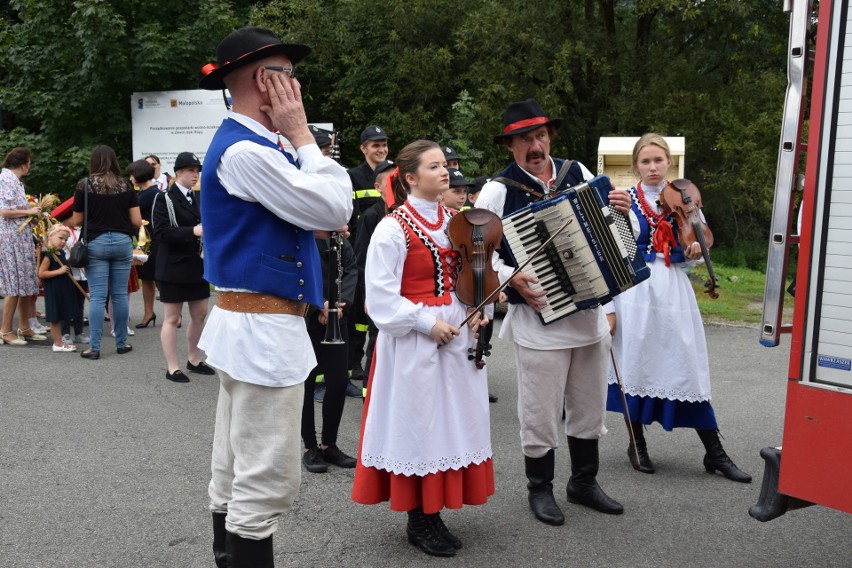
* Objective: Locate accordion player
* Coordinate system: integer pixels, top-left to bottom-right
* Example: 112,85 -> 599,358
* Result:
501,175 -> 650,324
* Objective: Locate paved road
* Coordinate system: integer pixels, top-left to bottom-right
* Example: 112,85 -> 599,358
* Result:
1,295 -> 849,567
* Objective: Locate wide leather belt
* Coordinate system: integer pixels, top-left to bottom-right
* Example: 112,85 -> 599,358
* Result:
216,291 -> 308,317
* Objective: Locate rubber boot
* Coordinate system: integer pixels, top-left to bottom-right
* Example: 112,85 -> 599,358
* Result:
628,421 -> 655,474
406,506 -> 456,557
696,428 -> 752,483
212,512 -> 230,568
226,532 -> 274,568
524,449 -> 565,525
566,436 -> 624,514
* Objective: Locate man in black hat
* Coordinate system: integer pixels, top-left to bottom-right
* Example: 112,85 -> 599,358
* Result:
345,124 -> 389,386
196,26 -> 352,567
309,124 -> 333,158
475,98 -> 631,528
442,145 -> 460,170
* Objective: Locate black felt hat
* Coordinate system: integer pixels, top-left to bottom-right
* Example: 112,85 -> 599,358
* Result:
493,99 -> 562,144
174,152 -> 202,171
199,27 -> 311,90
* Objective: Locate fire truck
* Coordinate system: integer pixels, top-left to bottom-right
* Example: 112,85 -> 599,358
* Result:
751,0 -> 852,520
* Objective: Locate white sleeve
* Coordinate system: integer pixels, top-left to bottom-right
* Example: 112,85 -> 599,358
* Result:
364,217 -> 437,338
217,141 -> 353,231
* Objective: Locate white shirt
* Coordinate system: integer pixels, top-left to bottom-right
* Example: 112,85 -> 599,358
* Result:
199,111 -> 353,387
154,173 -> 170,191
474,158 -> 609,349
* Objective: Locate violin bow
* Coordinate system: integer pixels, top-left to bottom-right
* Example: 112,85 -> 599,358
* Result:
456,216 -> 574,329
610,347 -> 641,471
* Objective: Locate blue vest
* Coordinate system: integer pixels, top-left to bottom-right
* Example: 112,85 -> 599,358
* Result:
626,186 -> 686,264
201,118 -> 323,307
496,159 -> 585,305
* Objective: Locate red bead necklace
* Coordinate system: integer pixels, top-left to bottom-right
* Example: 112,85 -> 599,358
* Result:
405,200 -> 445,231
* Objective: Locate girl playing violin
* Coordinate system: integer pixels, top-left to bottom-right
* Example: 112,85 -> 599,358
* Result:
352,140 -> 493,558
605,133 -> 751,483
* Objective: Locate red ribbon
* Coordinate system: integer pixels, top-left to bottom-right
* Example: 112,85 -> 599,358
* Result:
652,218 -> 677,267
200,63 -> 218,76
502,116 -> 549,134
384,168 -> 400,208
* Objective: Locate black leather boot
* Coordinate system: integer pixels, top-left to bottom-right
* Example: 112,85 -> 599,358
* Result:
424,511 -> 462,549
226,532 -> 274,568
696,429 -> 752,483
212,512 -> 231,568
525,449 -> 565,525
566,437 -> 624,514
407,506 -> 456,557
628,421 -> 655,474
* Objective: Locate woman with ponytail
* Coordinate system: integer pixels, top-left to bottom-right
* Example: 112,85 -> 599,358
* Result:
352,140 -> 493,558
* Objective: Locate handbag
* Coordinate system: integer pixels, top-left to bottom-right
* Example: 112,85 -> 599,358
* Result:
68,178 -> 89,268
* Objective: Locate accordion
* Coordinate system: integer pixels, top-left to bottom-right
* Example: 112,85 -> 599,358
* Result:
501,175 -> 650,324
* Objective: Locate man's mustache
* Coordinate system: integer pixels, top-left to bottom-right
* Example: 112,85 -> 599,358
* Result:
526,151 -> 546,161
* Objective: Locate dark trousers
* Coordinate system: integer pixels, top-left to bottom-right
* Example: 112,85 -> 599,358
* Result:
363,318 -> 378,388
301,314 -> 350,449
61,280 -> 88,336
347,288 -> 369,375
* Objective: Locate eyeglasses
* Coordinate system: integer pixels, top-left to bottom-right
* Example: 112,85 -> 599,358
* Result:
264,66 -> 296,78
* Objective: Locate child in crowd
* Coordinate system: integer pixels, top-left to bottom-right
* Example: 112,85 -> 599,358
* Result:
61,224 -> 89,344
442,168 -> 472,211
37,225 -> 78,352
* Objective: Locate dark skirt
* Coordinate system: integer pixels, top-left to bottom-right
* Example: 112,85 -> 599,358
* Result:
157,279 -> 210,304
606,383 -> 718,431
43,276 -> 79,323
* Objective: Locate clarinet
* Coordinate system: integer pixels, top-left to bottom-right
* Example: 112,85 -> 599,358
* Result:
322,130 -> 345,345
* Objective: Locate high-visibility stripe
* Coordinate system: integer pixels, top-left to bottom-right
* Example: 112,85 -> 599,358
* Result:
354,323 -> 370,332
353,189 -> 382,199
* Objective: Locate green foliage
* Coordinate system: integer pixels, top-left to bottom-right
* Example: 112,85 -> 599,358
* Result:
0,0 -> 241,197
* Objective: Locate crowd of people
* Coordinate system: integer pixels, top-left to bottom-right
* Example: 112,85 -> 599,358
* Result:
0,25 -> 752,568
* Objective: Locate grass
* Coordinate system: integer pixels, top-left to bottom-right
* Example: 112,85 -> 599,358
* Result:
687,262 -> 794,326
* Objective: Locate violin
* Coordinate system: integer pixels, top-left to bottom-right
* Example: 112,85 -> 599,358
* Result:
446,208 -> 503,368
659,178 -> 719,299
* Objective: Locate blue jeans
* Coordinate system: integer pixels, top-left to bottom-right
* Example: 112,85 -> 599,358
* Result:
86,232 -> 132,351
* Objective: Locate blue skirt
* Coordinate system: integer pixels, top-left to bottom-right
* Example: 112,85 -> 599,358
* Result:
606,383 -> 718,431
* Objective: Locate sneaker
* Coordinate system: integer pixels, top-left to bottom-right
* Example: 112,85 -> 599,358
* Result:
127,326 -> 135,336
303,448 -> 328,473
62,333 -> 72,344
345,381 -> 363,398
321,444 -> 357,468
314,384 -> 326,403
52,343 -> 77,352
75,334 -> 90,344
29,319 -> 48,334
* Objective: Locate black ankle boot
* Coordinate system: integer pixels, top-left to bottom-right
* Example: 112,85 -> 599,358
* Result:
696,429 -> 752,483
226,532 -> 273,568
424,511 -> 462,549
525,450 -> 565,526
212,512 -> 231,568
566,437 -> 624,515
628,421 -> 655,474
407,506 -> 456,557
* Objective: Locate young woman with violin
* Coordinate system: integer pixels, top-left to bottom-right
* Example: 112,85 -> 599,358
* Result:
352,140 -> 493,558
605,133 -> 750,483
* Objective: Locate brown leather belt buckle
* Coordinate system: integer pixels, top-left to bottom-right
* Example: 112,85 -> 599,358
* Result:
216,292 -> 308,317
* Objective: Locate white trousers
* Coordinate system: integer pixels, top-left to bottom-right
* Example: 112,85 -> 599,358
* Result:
515,336 -> 610,458
208,371 -> 304,540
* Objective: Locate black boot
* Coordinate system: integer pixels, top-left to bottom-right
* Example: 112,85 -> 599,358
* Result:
212,512 -> 231,568
696,429 -> 752,483
566,437 -> 624,514
424,511 -> 463,549
525,450 -> 565,526
407,506 -> 456,557
226,532 -> 274,568
628,421 -> 655,474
